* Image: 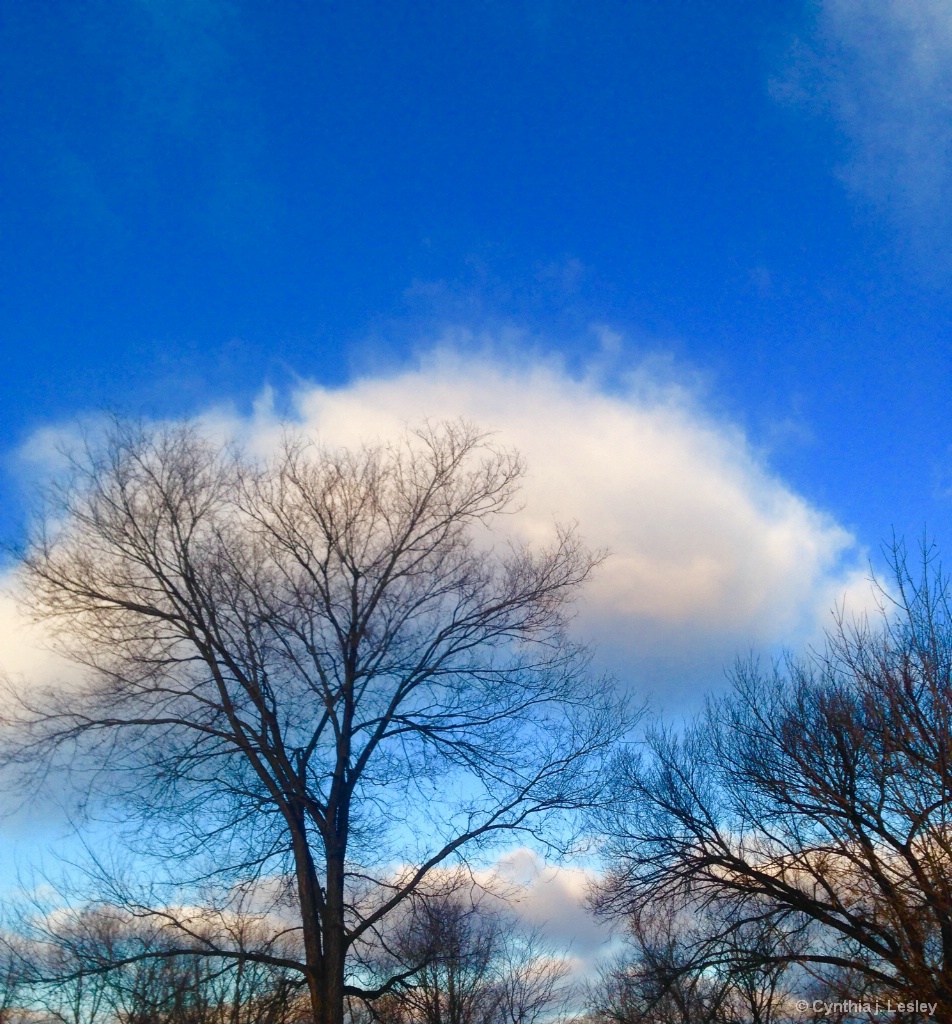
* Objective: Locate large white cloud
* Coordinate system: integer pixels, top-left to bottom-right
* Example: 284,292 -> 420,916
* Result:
2,345 -> 870,710
264,347 -> 869,705
0,344 -> 877,958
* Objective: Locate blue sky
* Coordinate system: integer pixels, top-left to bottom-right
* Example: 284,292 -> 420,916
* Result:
3,1 -> 952,674
4,0 -> 952,933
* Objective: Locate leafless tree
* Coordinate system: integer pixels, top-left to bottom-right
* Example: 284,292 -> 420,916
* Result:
588,905 -> 797,1024
5,418 -> 626,1024
102,952 -> 307,1024
591,541 -> 952,1021
25,908 -> 113,1024
358,887 -> 572,1024
0,934 -> 34,1024
15,899 -> 308,1024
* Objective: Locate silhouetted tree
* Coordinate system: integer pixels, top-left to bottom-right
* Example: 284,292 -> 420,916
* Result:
593,542 -> 952,1021
19,901 -> 306,1024
0,935 -> 33,1024
589,904 -> 797,1024
361,887 -> 572,1024
6,419 -> 626,1024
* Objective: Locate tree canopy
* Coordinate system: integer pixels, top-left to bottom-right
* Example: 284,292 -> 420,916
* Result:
593,544 -> 952,1021
5,418 -> 627,1024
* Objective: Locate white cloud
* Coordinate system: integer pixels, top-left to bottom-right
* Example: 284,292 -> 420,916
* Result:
279,346 -> 867,705
0,575 -> 75,693
0,348 -> 876,941
382,846 -> 616,984
776,0 -> 952,234
2,344 -> 868,709
474,848 -> 614,962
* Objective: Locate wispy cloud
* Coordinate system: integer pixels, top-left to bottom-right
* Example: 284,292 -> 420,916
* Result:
775,0 -> 952,242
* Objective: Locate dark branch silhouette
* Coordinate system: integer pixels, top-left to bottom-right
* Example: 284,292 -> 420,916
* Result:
5,417 -> 629,1024
592,541 -> 952,1021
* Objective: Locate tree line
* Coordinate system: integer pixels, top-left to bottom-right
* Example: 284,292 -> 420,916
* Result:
0,418 -> 949,1024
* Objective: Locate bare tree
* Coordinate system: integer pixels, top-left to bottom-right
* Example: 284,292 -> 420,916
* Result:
588,905 -> 797,1024
591,542 -> 952,1020
26,908 -> 114,1024
16,900 -> 308,1024
360,887 -> 572,1024
0,934 -> 34,1024
6,419 -> 626,1024
591,910 -> 727,1024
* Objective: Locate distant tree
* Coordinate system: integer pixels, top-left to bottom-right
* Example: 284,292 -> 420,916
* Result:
589,904 -> 797,1024
592,542 -> 952,1021
20,901 -> 307,1024
0,935 -> 34,1024
360,886 -> 572,1024
6,419 -> 626,1024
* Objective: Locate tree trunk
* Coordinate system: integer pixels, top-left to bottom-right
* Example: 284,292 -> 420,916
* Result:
322,841 -> 348,1024
290,819 -> 331,1024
